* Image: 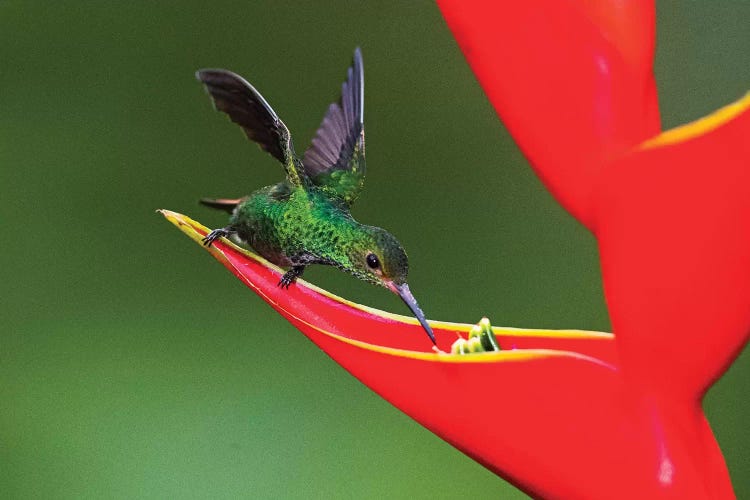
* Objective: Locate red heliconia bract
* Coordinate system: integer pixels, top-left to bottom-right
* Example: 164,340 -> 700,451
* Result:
438,0 -> 749,497
163,1 -> 749,497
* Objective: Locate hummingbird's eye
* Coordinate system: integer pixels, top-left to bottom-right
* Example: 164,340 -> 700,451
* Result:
366,253 -> 380,269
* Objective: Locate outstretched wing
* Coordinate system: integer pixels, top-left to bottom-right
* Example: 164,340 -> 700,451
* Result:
303,47 -> 365,207
196,69 -> 306,186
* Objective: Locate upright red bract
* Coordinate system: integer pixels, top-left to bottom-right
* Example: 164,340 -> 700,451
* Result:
163,1 -> 749,497
436,0 -> 661,228
438,0 -> 749,497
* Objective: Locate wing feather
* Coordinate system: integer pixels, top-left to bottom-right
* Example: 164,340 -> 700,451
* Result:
196,69 -> 305,186
303,48 -> 366,207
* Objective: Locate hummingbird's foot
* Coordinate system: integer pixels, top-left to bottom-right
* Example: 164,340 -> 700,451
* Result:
278,265 -> 305,289
202,226 -> 234,247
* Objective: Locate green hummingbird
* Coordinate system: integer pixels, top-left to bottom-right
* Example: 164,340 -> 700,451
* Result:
196,48 -> 436,345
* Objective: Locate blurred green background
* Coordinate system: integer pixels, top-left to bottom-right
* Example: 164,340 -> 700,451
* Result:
1,1 -> 748,498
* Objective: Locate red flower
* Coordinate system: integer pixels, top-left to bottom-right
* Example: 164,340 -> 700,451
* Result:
438,0 -> 749,497
162,1 -> 749,497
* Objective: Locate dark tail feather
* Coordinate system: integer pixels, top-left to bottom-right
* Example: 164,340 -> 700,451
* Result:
199,197 -> 243,213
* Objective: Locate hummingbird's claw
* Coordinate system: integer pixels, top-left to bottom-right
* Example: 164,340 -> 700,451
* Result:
278,266 -> 305,289
202,227 -> 234,247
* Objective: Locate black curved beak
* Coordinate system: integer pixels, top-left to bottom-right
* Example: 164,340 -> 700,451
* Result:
388,282 -> 436,346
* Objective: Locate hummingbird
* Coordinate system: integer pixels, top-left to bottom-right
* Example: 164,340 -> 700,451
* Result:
196,48 -> 436,345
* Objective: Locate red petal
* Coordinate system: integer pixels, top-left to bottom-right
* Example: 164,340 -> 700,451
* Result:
437,0 -> 661,227
161,211 -> 735,498
160,210 -> 615,356
596,94 -> 750,397
438,3 -> 743,495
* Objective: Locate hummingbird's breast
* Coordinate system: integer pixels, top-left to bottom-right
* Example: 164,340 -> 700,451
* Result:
230,183 -> 357,269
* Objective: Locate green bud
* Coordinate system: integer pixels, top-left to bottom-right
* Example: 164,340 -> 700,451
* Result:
468,324 -> 483,340
451,317 -> 501,355
451,338 -> 468,355
479,317 -> 501,352
467,336 -> 484,353
479,317 -> 492,335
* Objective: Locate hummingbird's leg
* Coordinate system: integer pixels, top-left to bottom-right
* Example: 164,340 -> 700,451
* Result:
278,265 -> 305,289
202,226 -> 235,247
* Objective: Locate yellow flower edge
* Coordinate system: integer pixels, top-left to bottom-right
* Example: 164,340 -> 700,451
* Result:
641,91 -> 750,150
160,209 -> 615,366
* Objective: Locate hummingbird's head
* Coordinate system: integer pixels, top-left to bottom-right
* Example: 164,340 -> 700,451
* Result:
352,226 -> 436,345
354,226 -> 409,287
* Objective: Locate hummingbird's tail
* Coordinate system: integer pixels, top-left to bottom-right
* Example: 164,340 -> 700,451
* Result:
199,197 -> 244,214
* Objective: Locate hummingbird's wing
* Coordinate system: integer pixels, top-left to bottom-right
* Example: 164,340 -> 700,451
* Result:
196,69 -> 306,187
302,47 -> 366,208
199,197 -> 245,213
